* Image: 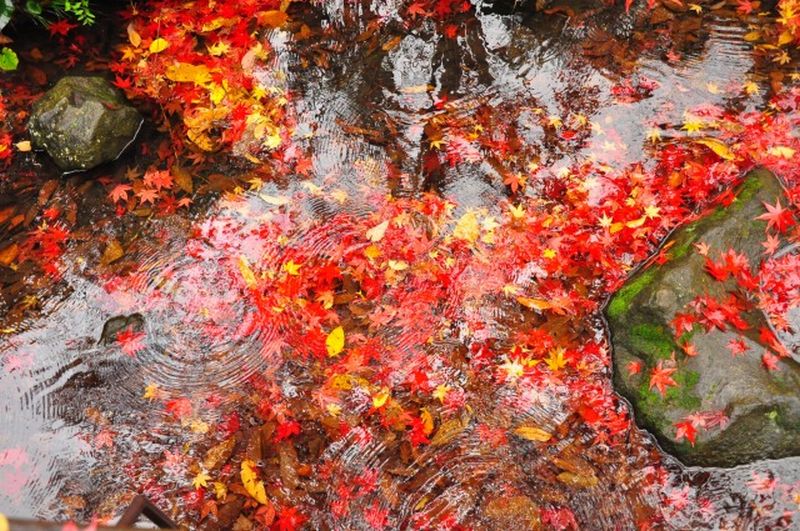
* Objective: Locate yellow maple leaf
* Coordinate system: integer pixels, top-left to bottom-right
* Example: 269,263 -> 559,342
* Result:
240,460 -> 268,504
453,211 -> 480,243
326,326 -> 345,357
545,347 -> 568,372
0,512 -> 8,531
192,471 -> 210,489
433,384 -> 450,403
283,260 -> 302,275
681,116 -> 704,135
143,383 -> 161,401
212,482 -> 227,501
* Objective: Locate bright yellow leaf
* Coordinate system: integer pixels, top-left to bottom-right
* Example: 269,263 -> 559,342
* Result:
433,384 -> 450,403
165,63 -> 211,84
372,389 -> 390,408
453,211 -> 480,243
326,326 -> 345,357
283,260 -> 302,275
694,138 -> 735,160
240,460 -> 268,504
149,38 -> 170,54
545,347 -> 568,372
0,513 -> 7,531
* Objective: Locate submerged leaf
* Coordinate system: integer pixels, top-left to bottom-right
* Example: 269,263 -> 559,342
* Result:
240,459 -> 268,504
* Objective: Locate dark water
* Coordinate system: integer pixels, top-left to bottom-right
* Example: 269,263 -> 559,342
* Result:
1,1 -> 800,528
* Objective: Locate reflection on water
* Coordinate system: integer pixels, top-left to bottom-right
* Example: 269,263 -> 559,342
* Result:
2,1 -> 800,528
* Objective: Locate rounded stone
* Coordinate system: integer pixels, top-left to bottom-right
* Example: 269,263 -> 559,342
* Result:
28,76 -> 142,172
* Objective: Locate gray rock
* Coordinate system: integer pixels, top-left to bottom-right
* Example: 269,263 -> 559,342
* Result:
28,76 -> 142,172
606,168 -> 800,467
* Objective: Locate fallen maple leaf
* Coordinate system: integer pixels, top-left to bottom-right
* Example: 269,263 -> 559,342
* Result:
649,360 -> 678,397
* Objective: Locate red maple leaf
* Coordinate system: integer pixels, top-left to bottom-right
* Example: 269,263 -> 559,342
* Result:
48,19 -> 78,37
726,337 -> 749,356
649,360 -> 678,397
116,328 -> 145,356
137,188 -> 159,205
762,352 -> 780,371
273,506 -> 307,531
113,76 -> 132,90
144,169 -> 174,191
756,199 -> 795,234
109,184 -> 132,203
674,419 -> 697,446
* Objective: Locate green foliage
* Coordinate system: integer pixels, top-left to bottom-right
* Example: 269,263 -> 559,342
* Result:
0,46 -> 18,71
58,0 -> 94,24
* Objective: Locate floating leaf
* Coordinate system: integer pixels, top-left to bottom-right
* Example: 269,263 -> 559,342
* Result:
240,460 -> 268,504
258,10 -> 288,27
514,425 -> 552,442
238,255 -> 257,288
694,138 -> 735,160
127,23 -> 141,47
366,220 -> 389,242
165,62 -> 211,84
430,418 -> 465,446
326,326 -> 345,357
149,38 -> 170,53
517,296 -> 551,311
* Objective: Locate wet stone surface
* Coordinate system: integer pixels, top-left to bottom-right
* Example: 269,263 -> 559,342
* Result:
28,76 -> 142,172
607,169 -> 800,468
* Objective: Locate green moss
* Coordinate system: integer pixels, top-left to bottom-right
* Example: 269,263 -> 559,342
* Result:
668,232 -> 698,261
732,174 -> 763,209
607,268 -> 656,319
629,324 -> 676,361
667,369 -> 701,410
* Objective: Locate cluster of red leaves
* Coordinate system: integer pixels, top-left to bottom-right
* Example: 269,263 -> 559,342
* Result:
16,218 -> 71,279
106,166 -> 192,216
111,0 -> 296,161
92,77 -> 800,526
0,93 -> 12,165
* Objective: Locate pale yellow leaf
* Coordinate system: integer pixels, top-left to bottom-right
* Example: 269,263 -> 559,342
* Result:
238,255 -> 257,288
366,220 -> 389,242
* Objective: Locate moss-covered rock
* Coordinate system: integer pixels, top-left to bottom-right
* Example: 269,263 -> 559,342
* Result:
606,168 -> 800,467
28,76 -> 142,172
